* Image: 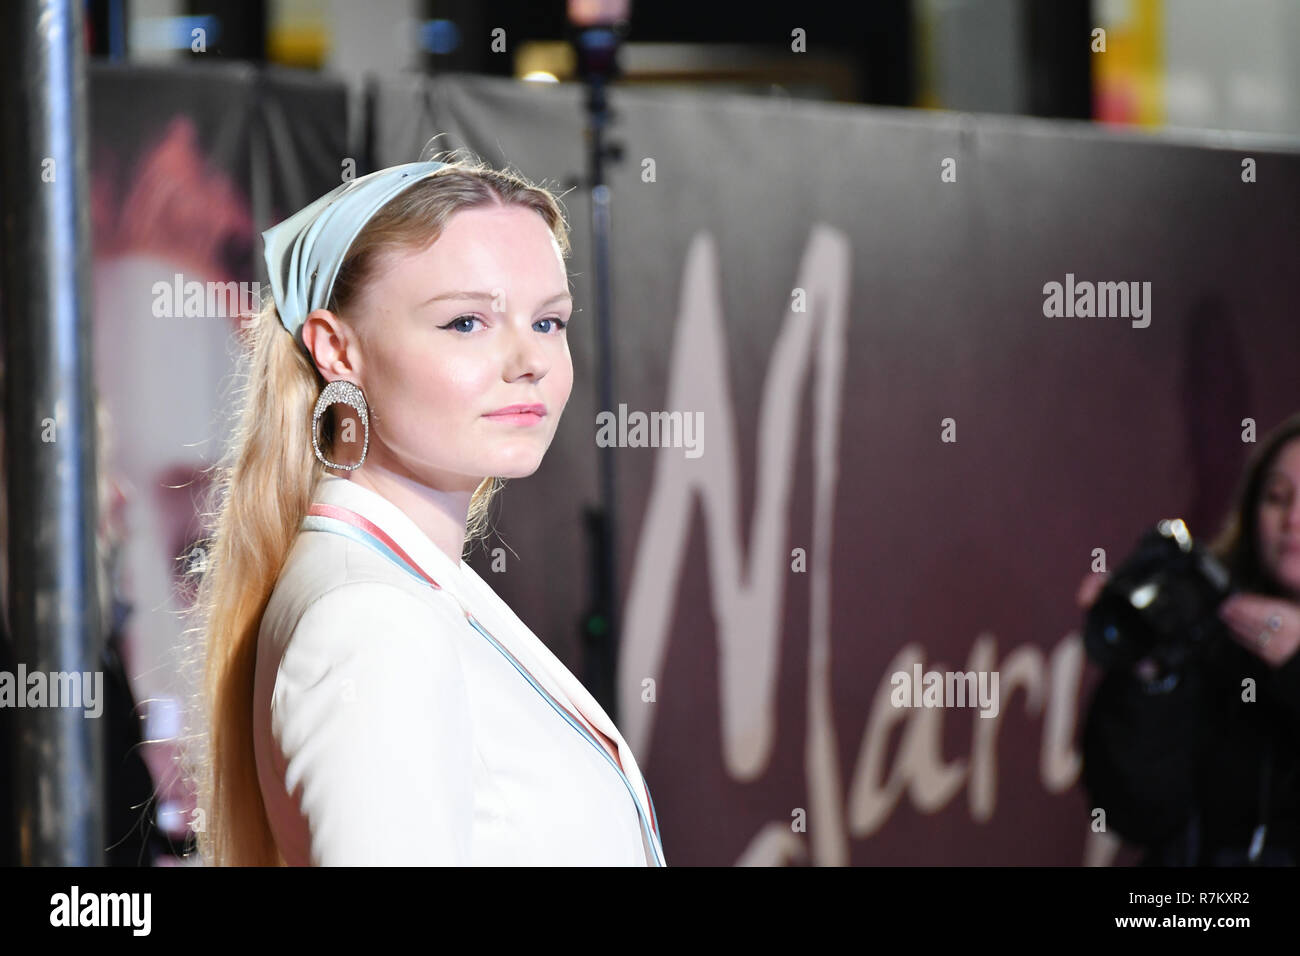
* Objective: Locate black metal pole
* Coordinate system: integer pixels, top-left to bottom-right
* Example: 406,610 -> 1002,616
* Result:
1024,0 -> 1093,119
1,0 -> 105,865
570,22 -> 626,722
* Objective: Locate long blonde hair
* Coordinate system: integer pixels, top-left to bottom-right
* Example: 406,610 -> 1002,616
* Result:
180,154 -> 572,866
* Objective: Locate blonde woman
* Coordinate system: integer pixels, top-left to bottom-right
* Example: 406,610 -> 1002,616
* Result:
186,157 -> 666,866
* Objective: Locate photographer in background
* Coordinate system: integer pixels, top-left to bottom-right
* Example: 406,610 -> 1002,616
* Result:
1078,412 -> 1300,866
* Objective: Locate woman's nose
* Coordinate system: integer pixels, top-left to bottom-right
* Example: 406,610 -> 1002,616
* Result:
502,321 -> 548,379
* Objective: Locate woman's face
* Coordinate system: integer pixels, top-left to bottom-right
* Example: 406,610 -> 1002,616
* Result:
1257,436 -> 1300,599
328,204 -> 574,492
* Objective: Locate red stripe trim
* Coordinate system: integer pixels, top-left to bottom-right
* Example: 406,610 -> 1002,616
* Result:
307,502 -> 443,590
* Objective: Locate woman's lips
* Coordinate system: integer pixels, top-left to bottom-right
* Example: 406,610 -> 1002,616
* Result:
484,410 -> 545,425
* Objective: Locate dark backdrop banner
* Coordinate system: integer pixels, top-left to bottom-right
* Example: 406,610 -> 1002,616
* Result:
371,73 -> 1300,866
30,63 -> 1292,866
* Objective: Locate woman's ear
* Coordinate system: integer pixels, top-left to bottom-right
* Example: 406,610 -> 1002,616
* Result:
301,308 -> 359,380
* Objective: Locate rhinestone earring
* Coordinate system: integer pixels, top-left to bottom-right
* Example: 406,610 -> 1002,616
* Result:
312,380 -> 370,471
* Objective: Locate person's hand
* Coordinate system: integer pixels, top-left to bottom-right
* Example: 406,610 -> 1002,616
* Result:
1218,593 -> 1300,668
1076,570 -> 1110,609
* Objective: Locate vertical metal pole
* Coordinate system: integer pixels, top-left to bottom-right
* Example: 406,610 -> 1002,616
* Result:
570,21 -> 626,723
1,0 -> 106,865
588,76 -> 619,722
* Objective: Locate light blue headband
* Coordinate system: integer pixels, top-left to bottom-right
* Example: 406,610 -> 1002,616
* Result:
261,161 -> 451,350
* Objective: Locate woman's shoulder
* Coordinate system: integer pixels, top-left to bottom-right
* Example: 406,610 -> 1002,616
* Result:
259,526 -> 467,662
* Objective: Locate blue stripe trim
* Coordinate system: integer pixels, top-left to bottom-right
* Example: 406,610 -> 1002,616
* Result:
301,513 -> 666,866
300,515 -> 434,589
464,615 -> 665,867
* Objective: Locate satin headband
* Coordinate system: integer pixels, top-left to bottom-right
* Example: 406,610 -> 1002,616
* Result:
261,161 -> 451,350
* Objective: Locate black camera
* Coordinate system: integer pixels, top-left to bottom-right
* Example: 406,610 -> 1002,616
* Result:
1083,518 -> 1234,676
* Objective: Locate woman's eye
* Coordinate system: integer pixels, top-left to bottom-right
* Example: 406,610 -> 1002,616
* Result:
441,315 -> 481,333
1263,484 -> 1292,506
536,317 -> 568,333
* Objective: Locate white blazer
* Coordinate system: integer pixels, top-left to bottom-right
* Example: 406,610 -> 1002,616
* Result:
252,474 -> 666,866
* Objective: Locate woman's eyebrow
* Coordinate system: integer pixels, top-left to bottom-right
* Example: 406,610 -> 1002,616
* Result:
419,290 -> 573,307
